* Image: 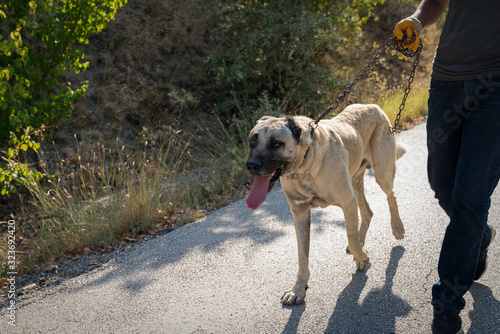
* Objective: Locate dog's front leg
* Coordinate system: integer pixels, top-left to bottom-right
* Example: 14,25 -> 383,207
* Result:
281,207 -> 311,305
343,199 -> 369,270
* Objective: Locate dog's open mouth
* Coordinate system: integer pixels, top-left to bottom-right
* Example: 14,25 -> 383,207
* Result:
246,168 -> 282,210
270,168 -> 282,184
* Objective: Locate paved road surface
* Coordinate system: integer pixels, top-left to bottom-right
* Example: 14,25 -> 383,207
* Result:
5,123 -> 500,333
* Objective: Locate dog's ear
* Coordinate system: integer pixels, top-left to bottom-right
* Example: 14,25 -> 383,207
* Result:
285,116 -> 302,143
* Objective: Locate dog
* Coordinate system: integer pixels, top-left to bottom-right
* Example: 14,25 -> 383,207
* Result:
245,104 -> 406,305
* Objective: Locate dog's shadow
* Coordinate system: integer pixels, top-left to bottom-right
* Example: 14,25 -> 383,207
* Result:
281,302 -> 307,334
323,245 -> 410,333
280,246 -> 411,334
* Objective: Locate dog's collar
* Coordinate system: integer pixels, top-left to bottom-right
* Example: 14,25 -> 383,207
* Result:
303,121 -> 317,160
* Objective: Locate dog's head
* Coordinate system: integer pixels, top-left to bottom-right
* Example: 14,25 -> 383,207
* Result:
245,116 -> 309,210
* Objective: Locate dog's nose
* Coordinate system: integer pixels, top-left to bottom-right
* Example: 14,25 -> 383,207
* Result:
246,161 -> 261,173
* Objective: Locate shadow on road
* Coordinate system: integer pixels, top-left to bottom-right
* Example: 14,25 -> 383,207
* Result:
71,189 -> 294,293
468,283 -> 500,333
323,246 -> 411,334
281,303 -> 307,334
71,185 -> 353,295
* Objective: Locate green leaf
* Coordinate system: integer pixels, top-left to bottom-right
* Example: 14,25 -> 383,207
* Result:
0,0 -> 127,141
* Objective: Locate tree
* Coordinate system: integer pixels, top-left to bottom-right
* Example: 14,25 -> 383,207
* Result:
0,0 -> 127,195
206,0 -> 382,118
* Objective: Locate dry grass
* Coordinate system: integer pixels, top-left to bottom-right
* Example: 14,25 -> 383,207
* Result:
63,0 -> 223,147
2,122 -> 248,275
381,80 -> 429,128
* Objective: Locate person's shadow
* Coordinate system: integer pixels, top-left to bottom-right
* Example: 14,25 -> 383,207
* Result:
324,246 -> 411,333
467,283 -> 500,333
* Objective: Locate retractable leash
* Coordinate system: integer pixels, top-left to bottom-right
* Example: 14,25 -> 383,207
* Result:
307,33 -> 423,152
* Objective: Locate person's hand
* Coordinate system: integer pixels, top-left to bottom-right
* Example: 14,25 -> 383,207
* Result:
393,17 -> 422,51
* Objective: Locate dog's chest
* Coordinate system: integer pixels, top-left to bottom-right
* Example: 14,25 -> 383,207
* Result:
310,196 -> 331,208
281,177 -> 341,209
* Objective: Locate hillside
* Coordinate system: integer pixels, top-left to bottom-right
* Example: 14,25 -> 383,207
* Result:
54,0 -> 220,147
53,0 -> 439,151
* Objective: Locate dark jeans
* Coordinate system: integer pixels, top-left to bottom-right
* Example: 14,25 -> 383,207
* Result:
427,76 -> 500,311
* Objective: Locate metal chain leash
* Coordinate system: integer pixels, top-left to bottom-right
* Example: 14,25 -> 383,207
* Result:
391,41 -> 422,134
311,34 -> 423,136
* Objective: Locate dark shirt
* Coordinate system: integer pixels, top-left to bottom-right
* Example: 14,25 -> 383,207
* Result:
432,0 -> 500,80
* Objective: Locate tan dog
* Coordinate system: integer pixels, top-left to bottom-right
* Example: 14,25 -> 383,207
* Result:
245,104 -> 406,305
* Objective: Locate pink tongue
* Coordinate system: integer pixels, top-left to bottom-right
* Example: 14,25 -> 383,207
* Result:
246,175 -> 272,210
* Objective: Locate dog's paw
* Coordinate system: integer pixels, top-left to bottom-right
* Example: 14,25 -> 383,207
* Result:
354,253 -> 369,271
281,286 -> 307,306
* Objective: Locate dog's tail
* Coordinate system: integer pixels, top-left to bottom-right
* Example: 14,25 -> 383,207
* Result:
396,142 -> 407,160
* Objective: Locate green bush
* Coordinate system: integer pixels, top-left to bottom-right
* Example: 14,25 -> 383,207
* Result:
206,0 -> 383,118
0,0 -> 127,195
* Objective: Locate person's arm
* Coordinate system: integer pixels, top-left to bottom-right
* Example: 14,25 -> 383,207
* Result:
412,0 -> 449,29
393,0 -> 449,50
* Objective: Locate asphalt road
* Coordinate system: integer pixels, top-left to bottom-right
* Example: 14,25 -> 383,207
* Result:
6,123 -> 500,333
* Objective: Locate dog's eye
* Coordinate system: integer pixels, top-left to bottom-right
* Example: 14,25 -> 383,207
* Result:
271,141 -> 283,149
249,136 -> 258,148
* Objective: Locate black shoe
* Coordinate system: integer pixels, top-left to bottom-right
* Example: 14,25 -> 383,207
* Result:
432,307 -> 463,334
475,225 -> 496,280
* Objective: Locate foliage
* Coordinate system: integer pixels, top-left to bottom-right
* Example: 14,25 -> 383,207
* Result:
206,0 -> 384,118
0,126 -> 43,195
0,0 -> 127,195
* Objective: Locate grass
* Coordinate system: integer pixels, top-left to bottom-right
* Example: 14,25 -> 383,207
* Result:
380,80 -> 429,128
0,120 -> 250,276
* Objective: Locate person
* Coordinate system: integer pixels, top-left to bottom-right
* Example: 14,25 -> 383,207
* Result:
393,1 -> 499,333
